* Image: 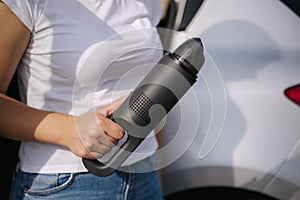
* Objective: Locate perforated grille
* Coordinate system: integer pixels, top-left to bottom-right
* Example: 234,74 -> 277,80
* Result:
129,92 -> 154,123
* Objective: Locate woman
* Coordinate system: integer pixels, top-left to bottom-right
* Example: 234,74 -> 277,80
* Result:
0,0 -> 164,199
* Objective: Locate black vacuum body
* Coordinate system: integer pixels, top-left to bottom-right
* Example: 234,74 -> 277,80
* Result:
82,37 -> 205,176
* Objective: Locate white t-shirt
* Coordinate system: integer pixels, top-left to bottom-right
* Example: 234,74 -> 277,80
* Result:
3,0 -> 163,173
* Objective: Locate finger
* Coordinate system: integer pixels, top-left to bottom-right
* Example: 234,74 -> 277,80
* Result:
110,93 -> 131,114
90,141 -> 113,155
89,152 -> 104,159
97,117 -> 124,140
104,134 -> 119,145
83,138 -> 113,159
96,131 -> 118,147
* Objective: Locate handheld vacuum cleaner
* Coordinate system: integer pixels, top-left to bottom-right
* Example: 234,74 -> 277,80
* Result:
82,37 -> 205,176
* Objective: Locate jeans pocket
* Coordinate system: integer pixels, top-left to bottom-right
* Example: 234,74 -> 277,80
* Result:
24,173 -> 75,197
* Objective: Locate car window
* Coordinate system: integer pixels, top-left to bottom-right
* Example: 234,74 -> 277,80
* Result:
280,0 -> 300,17
182,0 -> 300,29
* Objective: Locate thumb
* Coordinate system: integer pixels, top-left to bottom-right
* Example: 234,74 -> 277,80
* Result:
110,93 -> 130,113
97,93 -> 130,117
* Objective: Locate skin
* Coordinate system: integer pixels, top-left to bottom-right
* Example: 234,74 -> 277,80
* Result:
0,2 -> 125,160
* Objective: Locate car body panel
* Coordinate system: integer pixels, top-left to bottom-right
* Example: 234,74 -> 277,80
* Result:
160,0 -> 300,199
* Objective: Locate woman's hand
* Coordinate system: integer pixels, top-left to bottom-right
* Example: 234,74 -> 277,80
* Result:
67,95 -> 128,159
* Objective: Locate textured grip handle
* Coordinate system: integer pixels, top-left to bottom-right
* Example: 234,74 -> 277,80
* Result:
82,134 -> 143,176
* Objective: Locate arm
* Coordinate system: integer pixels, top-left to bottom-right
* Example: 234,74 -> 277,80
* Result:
0,1 -> 37,141
0,2 -> 123,159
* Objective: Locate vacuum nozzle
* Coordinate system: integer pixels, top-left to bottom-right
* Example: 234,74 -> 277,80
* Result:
172,37 -> 205,73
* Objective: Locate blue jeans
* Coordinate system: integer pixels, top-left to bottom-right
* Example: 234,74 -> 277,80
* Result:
10,155 -> 164,200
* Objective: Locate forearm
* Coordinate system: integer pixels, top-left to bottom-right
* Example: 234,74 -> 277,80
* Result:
0,93 -> 74,147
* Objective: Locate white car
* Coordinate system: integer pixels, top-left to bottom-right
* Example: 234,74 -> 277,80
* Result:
158,0 -> 300,199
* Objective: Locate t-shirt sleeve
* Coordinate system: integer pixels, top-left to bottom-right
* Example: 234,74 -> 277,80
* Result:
2,0 -> 34,31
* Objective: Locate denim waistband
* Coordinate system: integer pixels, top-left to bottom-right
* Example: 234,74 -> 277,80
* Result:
118,153 -> 158,174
